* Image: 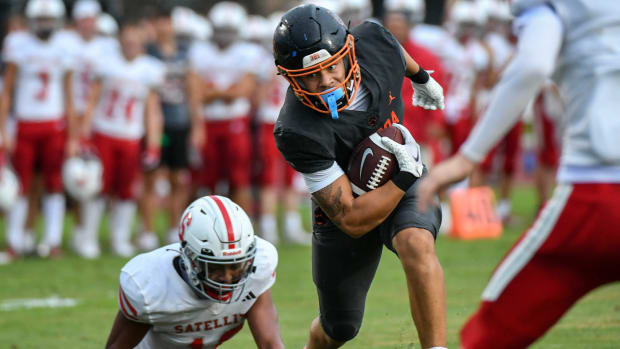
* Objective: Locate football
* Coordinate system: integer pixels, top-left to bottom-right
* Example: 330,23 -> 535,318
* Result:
347,126 -> 404,196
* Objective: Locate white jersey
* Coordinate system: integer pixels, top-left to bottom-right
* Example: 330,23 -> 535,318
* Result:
189,41 -> 258,121
257,73 -> 288,125
118,238 -> 278,349
462,1 -> 620,183
2,31 -> 75,121
62,31 -> 116,114
443,39 -> 490,123
92,54 -> 164,140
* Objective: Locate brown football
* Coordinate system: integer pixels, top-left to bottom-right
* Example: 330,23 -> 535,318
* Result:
347,126 -> 404,196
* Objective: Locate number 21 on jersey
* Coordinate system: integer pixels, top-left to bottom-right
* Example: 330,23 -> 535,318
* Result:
104,89 -> 137,121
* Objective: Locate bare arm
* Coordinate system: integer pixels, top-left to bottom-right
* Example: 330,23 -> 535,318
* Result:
105,311 -> 151,349
221,73 -> 257,101
0,63 -> 17,150
63,71 -> 79,156
81,79 -> 102,139
144,90 -> 163,150
313,174 -> 407,238
246,290 -> 285,349
401,46 -> 421,78
186,70 -> 205,150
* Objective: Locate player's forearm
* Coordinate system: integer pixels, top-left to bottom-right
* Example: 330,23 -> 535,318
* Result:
401,45 -> 421,77
0,93 -> 10,132
0,64 -> 16,137
248,291 -> 285,349
186,71 -> 203,128
314,180 -> 404,238
82,80 -> 101,133
145,92 -> 163,149
223,74 -> 257,100
64,72 -> 78,139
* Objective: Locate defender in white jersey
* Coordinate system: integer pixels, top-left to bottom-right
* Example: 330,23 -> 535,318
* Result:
80,20 -> 164,257
0,0 -> 79,259
106,195 -> 284,349
418,1 -> 620,347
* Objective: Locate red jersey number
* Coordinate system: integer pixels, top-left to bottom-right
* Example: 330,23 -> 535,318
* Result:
35,71 -> 50,101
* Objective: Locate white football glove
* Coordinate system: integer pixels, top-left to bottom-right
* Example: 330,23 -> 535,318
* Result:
381,123 -> 424,178
411,75 -> 445,110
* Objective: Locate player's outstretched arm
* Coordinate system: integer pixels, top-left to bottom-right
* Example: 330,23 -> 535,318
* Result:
105,311 -> 151,349
246,289 -> 285,349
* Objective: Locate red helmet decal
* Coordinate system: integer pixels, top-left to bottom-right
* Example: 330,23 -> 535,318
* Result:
178,211 -> 193,242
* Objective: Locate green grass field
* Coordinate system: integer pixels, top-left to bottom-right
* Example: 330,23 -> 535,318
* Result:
1,186 -> 619,348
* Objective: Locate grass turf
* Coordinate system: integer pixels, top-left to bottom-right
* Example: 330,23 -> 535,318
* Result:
0,186 -> 619,348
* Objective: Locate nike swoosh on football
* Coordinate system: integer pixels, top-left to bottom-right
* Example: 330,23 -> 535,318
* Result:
360,148 -> 373,180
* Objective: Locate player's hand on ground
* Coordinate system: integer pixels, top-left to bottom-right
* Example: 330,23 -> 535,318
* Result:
381,124 -> 424,178
411,75 -> 445,110
417,153 -> 476,212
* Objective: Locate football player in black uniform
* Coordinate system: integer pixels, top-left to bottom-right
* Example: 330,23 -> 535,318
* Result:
273,5 -> 446,349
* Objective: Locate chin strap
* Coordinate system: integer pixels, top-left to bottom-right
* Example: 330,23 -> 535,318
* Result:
320,87 -> 344,119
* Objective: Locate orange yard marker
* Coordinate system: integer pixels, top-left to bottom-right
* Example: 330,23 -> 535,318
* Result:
449,186 -> 503,239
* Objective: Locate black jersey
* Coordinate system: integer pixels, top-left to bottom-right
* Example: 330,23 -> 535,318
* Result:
274,21 -> 407,174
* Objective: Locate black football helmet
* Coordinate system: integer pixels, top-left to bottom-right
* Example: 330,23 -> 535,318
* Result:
273,4 -> 361,118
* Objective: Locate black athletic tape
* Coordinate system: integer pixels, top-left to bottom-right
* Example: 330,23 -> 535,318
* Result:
392,171 -> 416,192
409,68 -> 430,84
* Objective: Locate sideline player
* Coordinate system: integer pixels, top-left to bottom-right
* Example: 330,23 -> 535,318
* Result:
246,14 -> 311,246
137,7 -> 204,250
0,0 -> 79,259
188,2 -> 257,213
105,195 -> 284,349
273,5 -> 446,348
81,19 -> 164,257
65,0 -> 111,258
417,1 -> 620,347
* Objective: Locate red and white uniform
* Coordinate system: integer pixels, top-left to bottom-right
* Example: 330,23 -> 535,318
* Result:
4,31 -> 74,122
459,2 -> 620,347
63,31 -> 117,114
92,53 -> 164,140
255,49 -> 298,187
443,38 -> 490,154
91,53 -> 164,199
118,238 -> 277,349
188,41 -> 258,190
2,31 -> 74,193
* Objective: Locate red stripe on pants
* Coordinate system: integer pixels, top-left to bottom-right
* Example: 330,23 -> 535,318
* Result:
461,183 -> 620,349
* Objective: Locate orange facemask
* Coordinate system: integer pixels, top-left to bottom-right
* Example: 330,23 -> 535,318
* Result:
277,34 -> 361,118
